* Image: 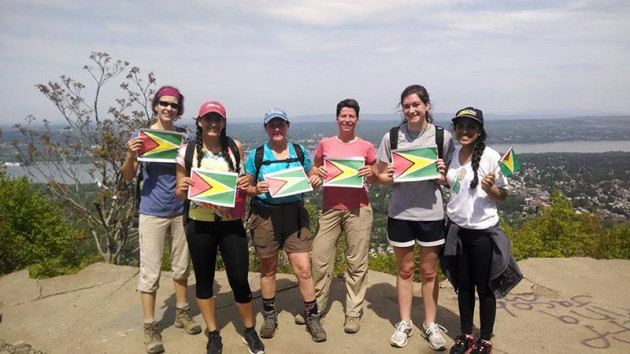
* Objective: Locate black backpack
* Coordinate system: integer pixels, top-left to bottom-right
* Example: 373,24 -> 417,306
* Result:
389,124 -> 445,159
182,136 -> 240,223
132,126 -> 187,227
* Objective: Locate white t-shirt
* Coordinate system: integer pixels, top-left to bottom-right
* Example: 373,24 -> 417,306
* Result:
446,146 -> 509,229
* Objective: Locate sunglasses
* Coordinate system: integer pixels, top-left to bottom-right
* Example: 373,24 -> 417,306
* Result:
158,101 -> 181,110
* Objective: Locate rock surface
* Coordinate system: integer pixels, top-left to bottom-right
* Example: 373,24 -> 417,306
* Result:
0,257 -> 628,353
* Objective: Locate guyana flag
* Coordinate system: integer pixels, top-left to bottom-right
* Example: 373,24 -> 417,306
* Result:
499,147 -> 521,177
137,129 -> 186,163
323,157 -> 364,189
188,168 -> 238,207
264,166 -> 313,198
391,146 -> 440,183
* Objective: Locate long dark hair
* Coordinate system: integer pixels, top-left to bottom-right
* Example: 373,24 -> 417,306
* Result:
399,84 -> 433,124
470,126 -> 487,189
195,117 -> 237,172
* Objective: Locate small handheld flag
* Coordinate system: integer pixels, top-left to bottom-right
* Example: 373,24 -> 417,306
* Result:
323,157 -> 364,188
137,129 -> 186,163
498,146 -> 521,177
391,146 -> 440,183
188,168 -> 238,208
264,166 -> 313,198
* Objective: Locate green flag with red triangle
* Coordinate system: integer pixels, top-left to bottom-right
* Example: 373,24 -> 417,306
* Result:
137,129 -> 186,163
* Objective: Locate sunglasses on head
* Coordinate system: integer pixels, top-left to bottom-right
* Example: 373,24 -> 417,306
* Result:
158,101 -> 180,110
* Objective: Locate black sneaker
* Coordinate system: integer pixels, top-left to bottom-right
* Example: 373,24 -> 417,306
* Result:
242,327 -> 265,354
206,330 -> 222,354
450,333 -> 475,354
305,313 -> 327,342
471,339 -> 492,354
259,309 -> 278,338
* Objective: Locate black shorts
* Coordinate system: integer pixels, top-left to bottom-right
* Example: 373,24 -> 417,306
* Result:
387,217 -> 445,247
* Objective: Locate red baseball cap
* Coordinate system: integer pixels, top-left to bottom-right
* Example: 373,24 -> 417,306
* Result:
195,101 -> 226,120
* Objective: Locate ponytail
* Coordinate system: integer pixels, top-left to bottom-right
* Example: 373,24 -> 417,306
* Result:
470,129 -> 487,189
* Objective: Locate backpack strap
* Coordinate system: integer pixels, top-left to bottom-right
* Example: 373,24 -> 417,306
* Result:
389,126 -> 399,151
292,143 -> 305,166
226,137 -> 241,171
435,125 -> 444,159
254,145 -> 265,182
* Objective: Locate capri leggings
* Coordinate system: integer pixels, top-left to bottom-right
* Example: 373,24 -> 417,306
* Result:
185,219 -> 252,303
456,227 -> 496,340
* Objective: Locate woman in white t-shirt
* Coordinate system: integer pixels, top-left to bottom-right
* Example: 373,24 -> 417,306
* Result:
445,107 -> 509,354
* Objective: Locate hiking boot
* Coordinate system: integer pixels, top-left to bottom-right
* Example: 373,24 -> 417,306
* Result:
143,322 -> 164,354
305,313 -> 327,342
174,306 -> 202,334
471,339 -> 493,354
259,309 -> 278,338
206,330 -> 223,354
390,320 -> 413,348
344,316 -> 360,333
450,333 -> 475,354
242,327 -> 265,354
422,322 -> 447,351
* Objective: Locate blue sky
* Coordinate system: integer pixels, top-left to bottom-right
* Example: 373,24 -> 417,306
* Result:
1,0 -> 629,123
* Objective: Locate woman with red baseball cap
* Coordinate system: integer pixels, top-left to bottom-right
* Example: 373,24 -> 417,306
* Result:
175,101 -> 264,354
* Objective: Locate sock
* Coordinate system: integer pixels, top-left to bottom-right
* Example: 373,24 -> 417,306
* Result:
304,300 -> 318,317
244,326 -> 256,333
176,302 -> 189,309
144,317 -> 156,324
262,297 -> 276,312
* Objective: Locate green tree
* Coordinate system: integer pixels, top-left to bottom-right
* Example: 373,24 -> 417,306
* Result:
0,170 -> 84,277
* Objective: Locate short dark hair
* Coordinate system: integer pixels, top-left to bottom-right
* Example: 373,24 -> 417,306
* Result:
336,98 -> 360,118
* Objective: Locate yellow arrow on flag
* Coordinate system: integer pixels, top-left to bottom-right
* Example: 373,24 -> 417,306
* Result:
397,152 -> 434,178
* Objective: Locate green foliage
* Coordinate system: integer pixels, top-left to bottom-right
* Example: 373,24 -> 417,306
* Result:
0,171 -> 85,278
367,251 -> 398,276
511,190 -> 630,260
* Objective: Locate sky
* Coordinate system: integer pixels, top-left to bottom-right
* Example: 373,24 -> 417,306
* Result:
1,0 -> 629,124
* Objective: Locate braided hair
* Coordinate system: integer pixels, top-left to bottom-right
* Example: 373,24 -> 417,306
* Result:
195,117 -> 237,172
469,127 -> 487,189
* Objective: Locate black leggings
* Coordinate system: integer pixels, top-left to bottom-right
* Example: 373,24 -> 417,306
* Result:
185,219 -> 252,303
456,227 -> 496,340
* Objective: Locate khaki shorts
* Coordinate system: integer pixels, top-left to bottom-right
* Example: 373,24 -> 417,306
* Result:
249,203 -> 312,258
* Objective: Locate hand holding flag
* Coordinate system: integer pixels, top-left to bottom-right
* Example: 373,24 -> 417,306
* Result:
495,146 -> 521,177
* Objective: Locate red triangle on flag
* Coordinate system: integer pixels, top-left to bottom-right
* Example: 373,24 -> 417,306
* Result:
140,131 -> 159,155
266,177 -> 288,196
392,152 -> 413,178
189,171 -> 213,198
325,162 -> 343,182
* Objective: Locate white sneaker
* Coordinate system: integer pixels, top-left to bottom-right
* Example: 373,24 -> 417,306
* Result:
390,320 -> 413,348
421,322 -> 447,351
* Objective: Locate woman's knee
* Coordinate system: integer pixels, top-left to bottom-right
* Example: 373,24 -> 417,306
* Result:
397,265 -> 415,280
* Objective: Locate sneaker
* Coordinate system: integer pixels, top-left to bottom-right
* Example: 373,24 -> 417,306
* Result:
294,312 -> 305,325
422,322 -> 447,351
305,313 -> 327,342
471,339 -> 492,354
390,320 -> 413,348
259,309 -> 278,338
450,334 -> 475,354
206,330 -> 223,354
174,306 -> 202,334
143,322 -> 164,354
242,328 -> 265,354
344,316 -> 360,333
